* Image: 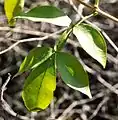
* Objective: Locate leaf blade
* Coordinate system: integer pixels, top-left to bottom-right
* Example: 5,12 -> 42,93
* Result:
22,56 -> 56,111
15,5 -> 71,26
56,52 -> 91,98
73,23 -> 107,68
4,0 -> 24,26
19,47 -> 53,73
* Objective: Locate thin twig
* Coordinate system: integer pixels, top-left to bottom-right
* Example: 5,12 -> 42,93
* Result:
1,73 -> 11,102
0,28 -> 66,55
70,1 -> 118,53
97,8 -> 118,23
97,75 -> 118,95
77,0 -> 94,9
77,0 -> 118,23
56,91 -> 105,120
1,73 -> 29,120
88,97 -> 109,120
56,81 -> 118,120
0,27 -> 57,36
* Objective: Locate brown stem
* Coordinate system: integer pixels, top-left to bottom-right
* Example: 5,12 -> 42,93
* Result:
77,0 -> 118,23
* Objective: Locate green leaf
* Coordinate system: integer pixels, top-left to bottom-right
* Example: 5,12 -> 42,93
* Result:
22,56 -> 56,111
56,28 -> 72,51
15,5 -> 71,26
73,23 -> 107,68
19,47 -> 54,73
4,0 -> 24,26
56,52 -> 92,98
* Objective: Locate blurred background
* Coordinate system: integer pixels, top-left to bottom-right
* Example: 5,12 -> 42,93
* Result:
0,0 -> 118,120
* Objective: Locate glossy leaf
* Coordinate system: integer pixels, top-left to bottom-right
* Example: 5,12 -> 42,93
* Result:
73,23 -> 107,68
4,0 -> 24,26
22,56 -> 56,111
19,47 -> 53,73
15,5 -> 71,26
56,52 -> 92,98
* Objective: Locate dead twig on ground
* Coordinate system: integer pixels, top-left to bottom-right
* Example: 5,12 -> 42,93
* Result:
1,73 -> 30,120
0,28 -> 66,55
88,96 -> 109,120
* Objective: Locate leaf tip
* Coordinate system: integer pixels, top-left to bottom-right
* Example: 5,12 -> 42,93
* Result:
67,84 -> 92,98
80,86 -> 92,99
101,57 -> 107,69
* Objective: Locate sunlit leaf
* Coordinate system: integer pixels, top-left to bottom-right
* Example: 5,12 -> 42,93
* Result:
4,0 -> 24,26
73,23 -> 107,68
56,52 -> 92,98
19,47 -> 54,73
15,5 -> 71,26
22,56 -> 56,111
